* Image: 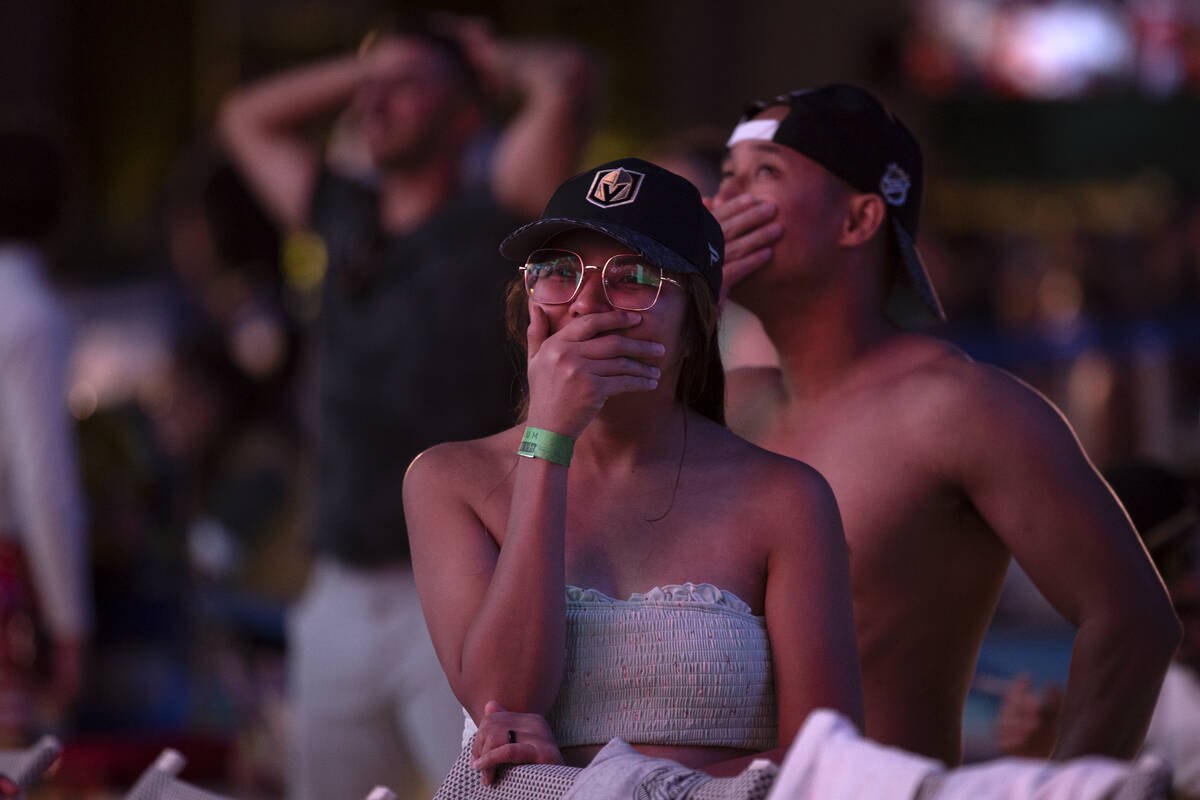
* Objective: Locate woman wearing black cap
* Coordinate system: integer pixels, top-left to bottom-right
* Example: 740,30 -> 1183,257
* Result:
403,158 -> 863,792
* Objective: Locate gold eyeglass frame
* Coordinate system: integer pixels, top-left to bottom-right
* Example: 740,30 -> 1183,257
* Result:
519,248 -> 681,312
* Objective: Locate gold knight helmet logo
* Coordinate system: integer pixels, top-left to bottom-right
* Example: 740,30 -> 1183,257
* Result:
586,167 -> 645,208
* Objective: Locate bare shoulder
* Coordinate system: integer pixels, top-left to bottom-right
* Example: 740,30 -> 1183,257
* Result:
404,428 -> 523,511
916,344 -> 1060,426
870,335 -> 1079,476
694,415 -> 841,532
864,335 -> 1048,419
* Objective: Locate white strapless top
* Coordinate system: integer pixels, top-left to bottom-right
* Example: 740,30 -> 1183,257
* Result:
462,582 -> 777,751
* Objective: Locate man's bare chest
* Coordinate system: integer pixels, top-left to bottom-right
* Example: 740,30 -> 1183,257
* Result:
748,405 -> 979,568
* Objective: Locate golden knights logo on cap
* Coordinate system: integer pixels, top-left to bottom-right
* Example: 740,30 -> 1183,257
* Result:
586,167 -> 644,208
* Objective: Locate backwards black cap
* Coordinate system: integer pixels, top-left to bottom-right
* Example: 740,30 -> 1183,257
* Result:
500,158 -> 724,300
728,84 -> 945,327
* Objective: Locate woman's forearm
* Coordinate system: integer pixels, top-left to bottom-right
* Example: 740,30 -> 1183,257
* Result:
458,456 -> 569,718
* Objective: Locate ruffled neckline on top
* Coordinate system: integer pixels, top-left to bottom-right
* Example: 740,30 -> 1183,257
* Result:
564,582 -> 753,615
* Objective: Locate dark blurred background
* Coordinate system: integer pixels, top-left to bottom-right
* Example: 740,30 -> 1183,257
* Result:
2,0 -> 1199,795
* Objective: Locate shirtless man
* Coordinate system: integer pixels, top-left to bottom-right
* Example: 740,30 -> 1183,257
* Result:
709,84 -> 1180,765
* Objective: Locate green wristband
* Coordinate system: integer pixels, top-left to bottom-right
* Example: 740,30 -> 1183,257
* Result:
518,426 -> 574,466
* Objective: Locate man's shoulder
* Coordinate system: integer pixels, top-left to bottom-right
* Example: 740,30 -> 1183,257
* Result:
863,335 -> 1073,469
857,334 -> 1024,411
859,333 -> 968,384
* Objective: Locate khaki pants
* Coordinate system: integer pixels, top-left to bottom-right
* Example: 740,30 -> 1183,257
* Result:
288,559 -> 462,800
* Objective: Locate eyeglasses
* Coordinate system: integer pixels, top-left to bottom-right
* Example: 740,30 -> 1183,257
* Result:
519,248 -> 681,311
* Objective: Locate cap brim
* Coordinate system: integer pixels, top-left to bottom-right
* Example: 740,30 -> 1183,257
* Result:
500,217 -> 700,278
885,219 -> 946,329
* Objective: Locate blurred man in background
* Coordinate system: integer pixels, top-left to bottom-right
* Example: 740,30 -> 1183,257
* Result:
218,16 -> 593,799
0,129 -> 91,745
710,84 -> 1179,765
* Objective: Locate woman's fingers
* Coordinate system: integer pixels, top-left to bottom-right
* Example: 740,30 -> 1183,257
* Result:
525,308 -> 667,434
472,742 -> 535,785
472,736 -> 565,785
470,702 -> 564,786
530,322 -> 664,378
556,309 -> 643,342
528,309 -> 649,367
471,701 -> 509,761
575,333 -> 666,362
596,374 -> 660,394
531,335 -> 663,387
470,727 -> 486,762
587,357 -> 660,380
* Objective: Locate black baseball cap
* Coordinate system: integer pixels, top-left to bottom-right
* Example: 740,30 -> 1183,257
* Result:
500,157 -> 724,300
727,84 -> 945,327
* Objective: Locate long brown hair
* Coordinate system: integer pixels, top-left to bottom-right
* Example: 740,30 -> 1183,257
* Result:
504,273 -> 725,426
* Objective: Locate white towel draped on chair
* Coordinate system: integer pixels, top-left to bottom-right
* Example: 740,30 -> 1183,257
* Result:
768,709 -> 1172,800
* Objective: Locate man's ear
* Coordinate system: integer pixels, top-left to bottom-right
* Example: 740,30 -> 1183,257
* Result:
839,193 -> 886,248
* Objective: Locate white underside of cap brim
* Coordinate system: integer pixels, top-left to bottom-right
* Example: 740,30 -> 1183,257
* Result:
726,119 -> 780,147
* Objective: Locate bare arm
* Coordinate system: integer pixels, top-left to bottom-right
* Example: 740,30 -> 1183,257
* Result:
947,363 -> 1180,759
405,442 -> 570,721
705,461 -> 864,776
217,54 -> 367,229
480,37 -> 595,218
764,465 -> 865,738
